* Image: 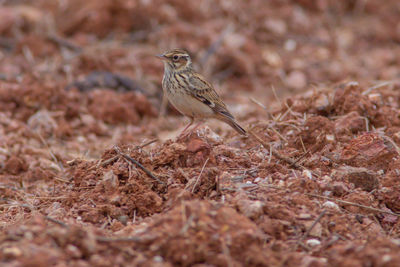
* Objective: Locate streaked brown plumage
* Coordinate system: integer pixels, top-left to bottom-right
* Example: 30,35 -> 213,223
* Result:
157,49 -> 247,136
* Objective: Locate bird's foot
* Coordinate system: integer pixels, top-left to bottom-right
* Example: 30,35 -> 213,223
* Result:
176,129 -> 195,142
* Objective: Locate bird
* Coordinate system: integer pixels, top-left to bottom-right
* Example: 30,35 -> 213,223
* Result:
156,48 -> 247,137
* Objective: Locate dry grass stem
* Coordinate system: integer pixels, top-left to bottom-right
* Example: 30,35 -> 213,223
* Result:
307,193 -> 400,217
192,157 -> 210,193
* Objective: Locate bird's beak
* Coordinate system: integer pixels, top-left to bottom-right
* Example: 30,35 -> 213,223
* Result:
155,54 -> 167,60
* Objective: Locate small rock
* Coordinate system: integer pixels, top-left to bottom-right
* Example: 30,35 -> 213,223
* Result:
2,247 -> 22,259
303,221 -> 322,237
284,39 -> 297,51
110,220 -> 124,232
224,32 -> 246,49
80,114 -> 96,125
186,138 -> 210,153
101,170 -> 119,190
286,70 -> 307,90
302,169 -> 312,179
109,194 -> 122,205
264,18 -> 287,35
382,212 -> 398,224
310,223 -> 323,238
297,213 -> 312,220
197,126 -> 222,144
77,136 -> 87,143
306,239 -> 321,247
335,111 -> 366,136
393,132 -> 400,143
382,255 -> 392,263
322,201 -> 340,211
218,172 -> 234,189
390,238 -> 400,246
27,109 -> 58,137
314,93 -> 330,111
326,134 -> 335,142
254,177 -> 262,183
338,166 -> 379,192
117,215 -> 129,225
323,191 -> 332,197
153,256 -> 164,262
236,199 -> 264,220
66,244 -> 82,259
4,156 -> 26,175
24,231 -> 33,240
318,175 -> 332,190
262,50 -> 283,67
368,93 -> 383,105
332,181 -> 349,196
340,133 -> 396,171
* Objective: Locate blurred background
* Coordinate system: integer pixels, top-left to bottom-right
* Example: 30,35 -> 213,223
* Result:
1,0 -> 400,102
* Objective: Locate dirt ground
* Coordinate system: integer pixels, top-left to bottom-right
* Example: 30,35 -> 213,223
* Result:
1,0 -> 400,266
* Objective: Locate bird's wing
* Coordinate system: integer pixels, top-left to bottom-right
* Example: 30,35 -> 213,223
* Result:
188,73 -> 234,120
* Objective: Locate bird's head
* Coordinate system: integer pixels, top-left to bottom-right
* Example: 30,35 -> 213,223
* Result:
157,49 -> 192,72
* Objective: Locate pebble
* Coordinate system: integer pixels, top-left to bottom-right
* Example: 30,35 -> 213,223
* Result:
382,255 -> 392,263
254,177 -> 262,183
284,39 -> 297,51
286,70 -> 307,90
326,134 -> 335,142
302,169 -> 312,179
153,256 -> 164,262
237,199 -> 264,220
298,213 -> 312,220
322,201 -> 340,210
2,247 -> 22,259
323,191 -> 332,197
306,239 -> 321,247
101,170 -> 119,189
390,238 -> 400,246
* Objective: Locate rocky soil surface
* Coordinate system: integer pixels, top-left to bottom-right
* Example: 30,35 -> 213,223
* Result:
1,0 -> 400,266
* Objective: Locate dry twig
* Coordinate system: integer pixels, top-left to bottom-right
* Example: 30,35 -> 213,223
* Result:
96,236 -> 141,243
192,158 -> 210,193
47,34 -> 82,52
362,81 -> 392,95
136,139 -> 158,149
114,146 -> 165,185
306,193 -> 400,217
45,216 -> 68,228
295,210 -> 327,250
96,155 -> 119,168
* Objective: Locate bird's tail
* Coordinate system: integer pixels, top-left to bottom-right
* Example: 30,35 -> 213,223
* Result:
220,116 -> 247,136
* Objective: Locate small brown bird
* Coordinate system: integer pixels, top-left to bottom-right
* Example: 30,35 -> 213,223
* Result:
157,49 -> 247,137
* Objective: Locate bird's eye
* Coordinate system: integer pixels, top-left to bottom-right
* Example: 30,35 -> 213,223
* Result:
173,55 -> 179,61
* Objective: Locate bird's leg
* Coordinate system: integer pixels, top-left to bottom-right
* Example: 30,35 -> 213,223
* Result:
189,120 -> 204,133
178,120 -> 204,140
178,117 -> 194,138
